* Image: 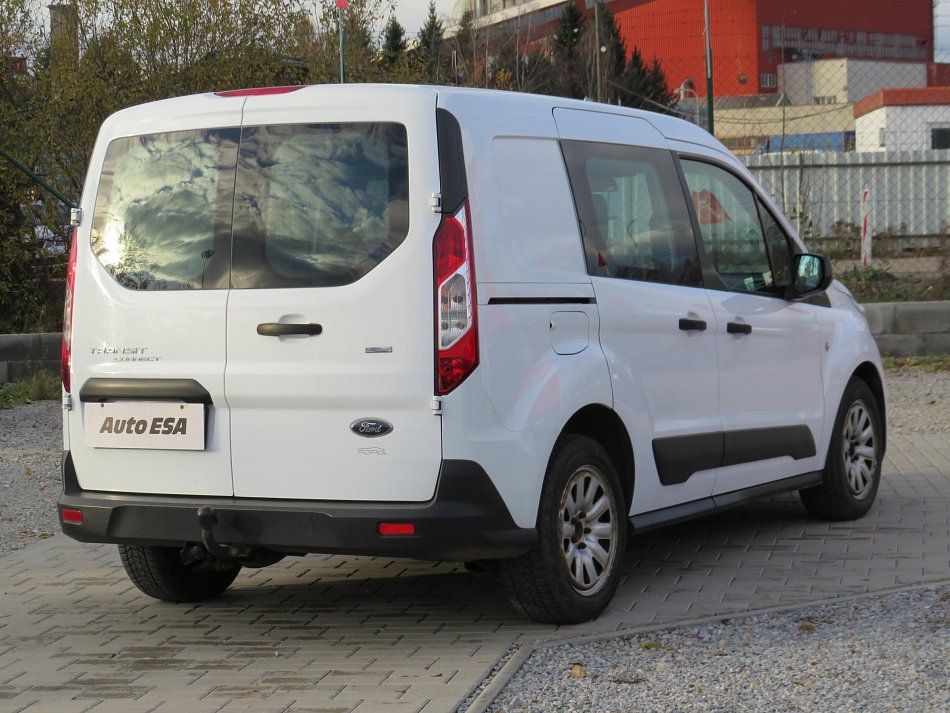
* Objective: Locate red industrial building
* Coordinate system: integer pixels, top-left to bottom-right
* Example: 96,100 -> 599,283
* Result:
608,0 -> 936,97
471,0 -> 939,96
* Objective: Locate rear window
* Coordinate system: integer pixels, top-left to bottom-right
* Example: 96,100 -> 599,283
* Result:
91,123 -> 409,291
91,129 -> 238,290
231,123 -> 409,289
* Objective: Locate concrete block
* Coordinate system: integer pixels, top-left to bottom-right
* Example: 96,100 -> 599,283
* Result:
861,302 -> 895,335
873,334 -> 924,357
922,333 -> 950,355
892,301 -> 950,335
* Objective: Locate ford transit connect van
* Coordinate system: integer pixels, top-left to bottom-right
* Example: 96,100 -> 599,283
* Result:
59,85 -> 886,624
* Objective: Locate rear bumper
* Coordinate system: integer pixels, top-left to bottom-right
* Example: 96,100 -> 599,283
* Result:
58,453 -> 536,561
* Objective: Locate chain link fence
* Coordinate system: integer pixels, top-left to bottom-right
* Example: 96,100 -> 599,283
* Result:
674,35 -> 950,302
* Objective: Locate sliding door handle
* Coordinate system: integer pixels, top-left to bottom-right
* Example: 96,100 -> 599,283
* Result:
678,318 -> 707,332
257,322 -> 323,337
727,321 -> 752,335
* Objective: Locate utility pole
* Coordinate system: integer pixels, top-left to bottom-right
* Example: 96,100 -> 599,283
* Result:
337,0 -> 347,83
704,0 -> 714,135
594,0 -> 602,102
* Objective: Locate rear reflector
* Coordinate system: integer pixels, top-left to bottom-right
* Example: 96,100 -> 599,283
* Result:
378,522 -> 415,536
214,86 -> 306,97
61,508 -> 83,524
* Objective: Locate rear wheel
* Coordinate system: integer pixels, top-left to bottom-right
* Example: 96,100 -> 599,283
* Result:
501,435 -> 627,624
118,544 -> 241,602
800,377 -> 883,520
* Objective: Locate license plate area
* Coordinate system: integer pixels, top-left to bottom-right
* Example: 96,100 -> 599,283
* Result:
84,401 -> 206,450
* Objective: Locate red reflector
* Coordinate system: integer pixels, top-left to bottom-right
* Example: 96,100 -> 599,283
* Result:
61,508 -> 83,524
214,86 -> 306,97
378,522 -> 415,536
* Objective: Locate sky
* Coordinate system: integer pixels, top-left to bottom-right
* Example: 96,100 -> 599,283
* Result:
395,0 -> 950,60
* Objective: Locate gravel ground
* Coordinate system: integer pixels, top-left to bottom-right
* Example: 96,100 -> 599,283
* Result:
486,585 -> 950,713
0,369 -> 948,712
0,400 -> 61,558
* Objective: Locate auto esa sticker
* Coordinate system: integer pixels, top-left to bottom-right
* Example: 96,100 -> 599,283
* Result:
84,401 -> 205,450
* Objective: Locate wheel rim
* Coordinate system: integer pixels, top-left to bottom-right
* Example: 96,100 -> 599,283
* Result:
558,465 -> 619,596
841,399 -> 877,500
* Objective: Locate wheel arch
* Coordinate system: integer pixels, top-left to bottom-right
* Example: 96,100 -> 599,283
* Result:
852,361 -> 886,454
561,405 -> 635,514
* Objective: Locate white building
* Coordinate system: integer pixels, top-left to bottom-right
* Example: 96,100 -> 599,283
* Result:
854,87 -> 950,152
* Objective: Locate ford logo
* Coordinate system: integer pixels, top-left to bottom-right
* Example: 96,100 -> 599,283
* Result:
350,418 -> 394,438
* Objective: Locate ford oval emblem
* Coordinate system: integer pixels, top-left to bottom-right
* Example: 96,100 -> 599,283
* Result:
350,418 -> 394,438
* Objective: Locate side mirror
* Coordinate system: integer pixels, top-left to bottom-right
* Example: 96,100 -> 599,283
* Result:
788,253 -> 832,298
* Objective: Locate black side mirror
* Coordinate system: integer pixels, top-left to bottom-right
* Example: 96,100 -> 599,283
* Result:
787,253 -> 832,299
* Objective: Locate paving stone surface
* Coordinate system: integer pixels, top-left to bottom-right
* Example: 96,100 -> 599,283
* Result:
1,434 -> 948,713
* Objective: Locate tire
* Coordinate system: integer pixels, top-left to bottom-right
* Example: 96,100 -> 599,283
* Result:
800,377 -> 883,521
500,435 -> 627,624
118,544 -> 241,602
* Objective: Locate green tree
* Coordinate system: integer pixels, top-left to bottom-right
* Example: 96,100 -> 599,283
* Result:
615,46 -> 677,113
381,16 -> 406,69
415,1 -> 445,83
551,1 -> 583,99
579,3 -> 626,103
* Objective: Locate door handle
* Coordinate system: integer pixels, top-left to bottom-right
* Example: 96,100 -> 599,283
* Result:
727,321 -> 752,335
257,322 -> 323,337
678,318 -> 707,332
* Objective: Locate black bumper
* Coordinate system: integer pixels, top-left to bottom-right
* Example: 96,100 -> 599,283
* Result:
58,453 -> 536,561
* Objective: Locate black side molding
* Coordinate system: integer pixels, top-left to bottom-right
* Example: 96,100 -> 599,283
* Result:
630,471 -> 824,534
653,425 -> 816,486
79,378 -> 212,404
487,297 -> 595,305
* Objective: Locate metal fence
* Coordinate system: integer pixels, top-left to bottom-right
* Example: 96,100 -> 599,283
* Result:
742,150 -> 950,286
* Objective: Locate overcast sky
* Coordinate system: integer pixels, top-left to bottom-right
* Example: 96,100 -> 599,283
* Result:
395,0 -> 950,61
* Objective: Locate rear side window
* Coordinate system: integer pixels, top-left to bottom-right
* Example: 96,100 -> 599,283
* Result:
231,123 -> 410,289
91,129 -> 238,290
561,140 -> 701,287
91,123 -> 409,291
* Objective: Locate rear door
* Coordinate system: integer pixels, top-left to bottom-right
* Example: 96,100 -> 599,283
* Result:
226,86 -> 444,502
68,95 -> 242,495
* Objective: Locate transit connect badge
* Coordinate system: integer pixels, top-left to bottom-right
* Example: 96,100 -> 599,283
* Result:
349,418 -> 394,438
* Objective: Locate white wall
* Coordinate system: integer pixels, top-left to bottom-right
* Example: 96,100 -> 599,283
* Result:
857,105 -> 950,151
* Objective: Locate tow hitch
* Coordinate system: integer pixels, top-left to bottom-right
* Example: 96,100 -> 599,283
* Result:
196,505 -> 250,558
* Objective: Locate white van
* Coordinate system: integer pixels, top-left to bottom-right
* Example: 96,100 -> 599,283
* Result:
59,85 -> 885,624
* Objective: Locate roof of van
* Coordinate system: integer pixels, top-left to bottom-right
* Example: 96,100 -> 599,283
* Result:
99,83 -> 725,154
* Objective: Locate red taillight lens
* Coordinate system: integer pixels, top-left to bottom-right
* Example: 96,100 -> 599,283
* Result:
434,202 -> 478,395
62,229 -> 78,393
61,508 -> 83,524
378,522 -> 415,536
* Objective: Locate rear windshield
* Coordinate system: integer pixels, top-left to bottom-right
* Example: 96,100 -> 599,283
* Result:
91,123 -> 409,290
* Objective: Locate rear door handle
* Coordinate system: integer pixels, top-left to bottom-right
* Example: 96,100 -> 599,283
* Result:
727,321 -> 752,335
257,322 -> 323,337
678,318 -> 707,332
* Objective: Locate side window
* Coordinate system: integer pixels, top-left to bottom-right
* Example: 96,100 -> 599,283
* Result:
561,141 -> 701,287
681,159 -> 786,294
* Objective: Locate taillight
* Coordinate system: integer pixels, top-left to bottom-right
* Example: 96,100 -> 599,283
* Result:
434,201 -> 478,395
62,229 -> 77,393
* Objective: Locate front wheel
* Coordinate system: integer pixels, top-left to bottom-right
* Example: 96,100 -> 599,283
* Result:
500,435 -> 627,624
119,544 -> 241,602
800,377 -> 883,520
